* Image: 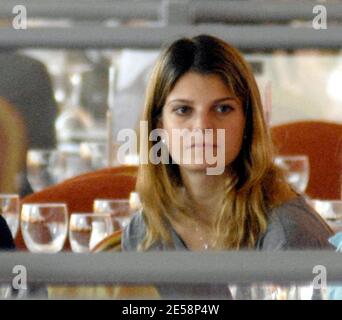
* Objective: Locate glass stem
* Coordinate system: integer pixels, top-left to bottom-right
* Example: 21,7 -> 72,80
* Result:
69,72 -> 82,109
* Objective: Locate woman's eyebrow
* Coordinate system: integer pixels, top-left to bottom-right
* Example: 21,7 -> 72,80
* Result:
166,96 -> 237,106
166,99 -> 192,106
213,96 -> 238,103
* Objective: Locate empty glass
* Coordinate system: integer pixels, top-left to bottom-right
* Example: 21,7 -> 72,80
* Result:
49,146 -> 91,183
21,203 -> 68,253
94,199 -> 134,230
129,192 -> 142,212
247,282 -> 317,300
55,68 -> 94,146
27,149 -> 57,191
274,155 -> 310,194
80,142 -> 107,170
123,153 -> 140,166
69,213 -> 113,253
310,200 -> 342,232
80,141 -> 122,169
0,194 -> 20,239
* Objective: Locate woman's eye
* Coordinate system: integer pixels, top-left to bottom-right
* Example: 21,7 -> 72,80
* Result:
174,106 -> 192,115
215,104 -> 233,113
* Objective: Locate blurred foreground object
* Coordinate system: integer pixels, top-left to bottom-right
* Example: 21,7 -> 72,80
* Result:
274,155 -> 309,194
311,200 -> 342,233
0,53 -> 58,196
0,98 -> 26,193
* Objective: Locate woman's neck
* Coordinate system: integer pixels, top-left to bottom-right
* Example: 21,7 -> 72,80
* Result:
179,168 -> 229,227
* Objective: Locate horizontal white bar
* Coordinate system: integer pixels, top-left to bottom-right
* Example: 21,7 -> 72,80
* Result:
1,1 -> 342,23
0,251 -> 341,285
0,25 -> 341,50
0,0 -> 160,20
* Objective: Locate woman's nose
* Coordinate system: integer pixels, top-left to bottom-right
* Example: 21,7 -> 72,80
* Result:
192,112 -> 213,131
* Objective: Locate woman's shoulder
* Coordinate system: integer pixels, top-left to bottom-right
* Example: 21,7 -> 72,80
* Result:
121,210 -> 147,251
256,196 -> 335,250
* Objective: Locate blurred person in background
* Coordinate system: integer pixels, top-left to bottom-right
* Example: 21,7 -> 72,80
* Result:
0,52 -> 58,196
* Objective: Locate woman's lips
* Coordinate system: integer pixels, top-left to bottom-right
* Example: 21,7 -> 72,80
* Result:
188,143 -> 218,149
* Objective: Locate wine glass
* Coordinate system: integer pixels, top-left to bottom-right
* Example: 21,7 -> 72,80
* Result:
310,200 -> 342,233
21,203 -> 68,253
249,282 -> 314,300
49,145 -> 91,184
80,141 -> 121,169
0,194 -> 20,239
93,198 -> 135,230
274,155 -> 310,194
26,149 -> 57,191
80,142 -> 107,170
69,213 -> 113,253
55,67 -> 94,146
129,192 -> 142,211
123,153 -> 140,166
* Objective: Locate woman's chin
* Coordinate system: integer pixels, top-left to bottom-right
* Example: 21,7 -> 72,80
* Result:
177,162 -> 224,173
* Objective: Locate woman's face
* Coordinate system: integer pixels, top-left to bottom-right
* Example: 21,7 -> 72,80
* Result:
159,71 -> 246,173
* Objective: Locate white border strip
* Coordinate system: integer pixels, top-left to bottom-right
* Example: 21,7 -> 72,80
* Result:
0,251 -> 341,285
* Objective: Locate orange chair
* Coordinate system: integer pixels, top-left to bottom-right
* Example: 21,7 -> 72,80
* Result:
0,97 -> 27,193
65,165 -> 138,183
271,121 -> 342,200
20,167 -> 157,299
17,169 -> 137,250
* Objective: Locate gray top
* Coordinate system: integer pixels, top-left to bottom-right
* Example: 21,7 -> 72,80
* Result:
122,195 -> 334,299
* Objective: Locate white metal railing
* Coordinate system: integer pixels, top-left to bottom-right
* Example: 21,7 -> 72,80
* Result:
0,251 -> 341,285
0,25 -> 342,50
0,1 -> 341,49
0,1 -> 342,24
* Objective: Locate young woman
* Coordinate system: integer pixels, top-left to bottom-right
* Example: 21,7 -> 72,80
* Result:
122,34 -> 333,299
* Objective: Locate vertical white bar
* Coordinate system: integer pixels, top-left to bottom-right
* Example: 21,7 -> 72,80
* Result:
107,64 -> 117,167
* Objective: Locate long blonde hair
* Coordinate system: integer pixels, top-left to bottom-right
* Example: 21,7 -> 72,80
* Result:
137,35 -> 295,250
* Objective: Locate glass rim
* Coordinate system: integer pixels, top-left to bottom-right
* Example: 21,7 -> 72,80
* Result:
21,202 -> 67,208
80,142 -> 106,147
0,194 -> 19,198
27,148 -> 56,153
274,155 -> 309,161
94,198 -> 129,204
70,212 -> 112,217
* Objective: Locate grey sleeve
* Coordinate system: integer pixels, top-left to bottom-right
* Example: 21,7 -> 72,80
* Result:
257,197 -> 334,250
121,211 -> 146,251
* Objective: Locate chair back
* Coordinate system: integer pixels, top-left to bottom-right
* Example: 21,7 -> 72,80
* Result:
17,169 -> 137,250
271,121 -> 342,199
